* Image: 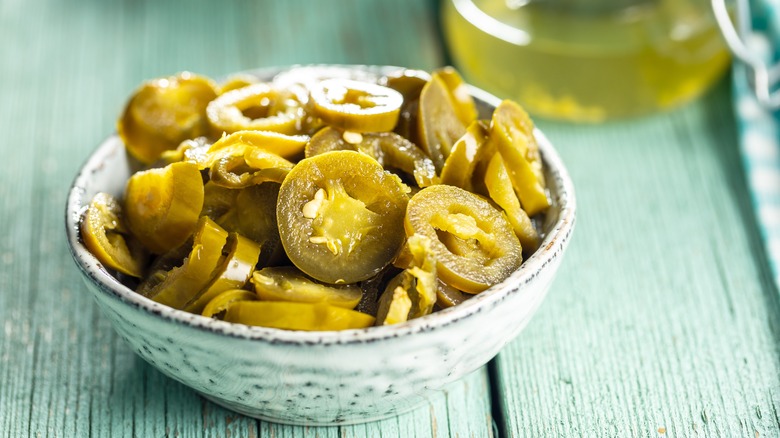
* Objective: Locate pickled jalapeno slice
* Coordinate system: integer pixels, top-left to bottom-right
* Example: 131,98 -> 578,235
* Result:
490,100 -> 549,216
202,289 -> 258,319
183,232 -> 262,314
118,72 -> 217,164
123,161 -> 204,254
81,192 -> 147,278
309,78 -> 403,133
484,153 -> 540,252
140,217 -> 228,309
440,120 -> 490,191
405,184 -> 523,293
417,74 -> 468,172
251,266 -> 363,309
224,301 -> 375,331
206,83 -> 306,135
305,126 -> 437,187
277,150 -> 409,284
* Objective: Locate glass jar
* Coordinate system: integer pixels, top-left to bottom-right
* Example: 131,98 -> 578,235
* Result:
442,0 -> 731,122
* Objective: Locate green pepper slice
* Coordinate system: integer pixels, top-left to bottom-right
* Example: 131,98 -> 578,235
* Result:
490,100 -> 549,216
417,75 -> 468,172
202,289 -> 258,319
309,78 -> 403,133
81,192 -> 147,278
377,234 -> 437,323
405,184 -> 522,293
434,67 -> 478,126
124,161 -> 204,254
251,266 -> 363,309
277,150 -> 409,284
440,121 -> 490,191
224,301 -> 375,331
484,153 -> 541,252
305,126 -> 437,187
140,217 -> 228,309
375,285 -> 412,326
206,83 -> 306,136
118,72 -> 217,164
436,280 -> 466,308
183,232 -> 262,314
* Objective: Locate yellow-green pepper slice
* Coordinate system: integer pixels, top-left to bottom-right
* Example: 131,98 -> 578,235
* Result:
123,161 -> 204,254
206,83 -> 306,136
309,78 -> 403,133
218,73 -> 259,94
202,289 -> 258,318
81,192 -> 147,277
250,266 -> 363,309
381,69 -> 431,146
183,232 -> 261,314
490,100 -> 549,216
305,126 -> 438,187
375,285 -> 412,326
207,143 -> 293,189
224,301 -> 375,331
277,151 -> 410,284
484,153 -> 540,252
118,72 -> 218,164
434,67 -> 478,126
208,130 -> 309,161
405,184 -> 522,293
140,217 -> 228,309
435,280 -> 466,308
417,75 -> 468,172
377,234 -> 437,322
440,121 -> 490,191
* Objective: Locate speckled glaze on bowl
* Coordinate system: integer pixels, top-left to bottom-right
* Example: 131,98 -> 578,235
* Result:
65,65 -> 576,426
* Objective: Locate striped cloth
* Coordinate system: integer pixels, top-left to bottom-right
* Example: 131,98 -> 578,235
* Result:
733,0 -> 780,288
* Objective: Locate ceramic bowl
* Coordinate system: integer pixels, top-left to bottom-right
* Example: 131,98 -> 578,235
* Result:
65,65 -> 576,426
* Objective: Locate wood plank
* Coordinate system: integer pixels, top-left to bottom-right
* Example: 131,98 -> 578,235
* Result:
493,83 -> 780,437
0,0 -> 497,436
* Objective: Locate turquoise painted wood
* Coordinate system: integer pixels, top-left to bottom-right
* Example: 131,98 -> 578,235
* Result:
492,84 -> 780,437
1,0 -> 778,436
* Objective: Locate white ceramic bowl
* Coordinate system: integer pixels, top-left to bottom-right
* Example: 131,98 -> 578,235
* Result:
65,65 -> 576,426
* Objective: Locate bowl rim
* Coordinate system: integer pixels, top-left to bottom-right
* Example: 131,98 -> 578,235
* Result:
65,64 -> 577,346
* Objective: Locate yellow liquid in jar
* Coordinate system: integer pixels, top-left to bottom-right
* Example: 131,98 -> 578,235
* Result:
443,0 -> 731,122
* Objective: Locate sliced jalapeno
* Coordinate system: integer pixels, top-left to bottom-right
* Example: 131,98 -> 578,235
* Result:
490,100 -> 549,216
310,78 -> 403,133
435,280 -> 466,308
123,161 -> 204,254
118,72 -> 217,164
417,75 -> 468,172
305,127 -> 437,187
81,192 -> 147,277
440,121 -> 490,191
251,266 -> 363,309
224,301 -> 375,331
202,289 -> 258,319
405,184 -> 522,293
207,83 -> 306,135
434,67 -> 478,126
484,153 -> 540,252
375,286 -> 412,326
140,217 -> 228,309
183,232 -> 261,314
277,151 -> 409,284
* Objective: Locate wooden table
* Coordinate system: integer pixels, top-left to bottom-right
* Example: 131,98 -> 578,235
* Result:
2,0 -> 778,436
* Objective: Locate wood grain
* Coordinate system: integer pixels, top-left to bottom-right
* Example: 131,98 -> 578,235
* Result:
493,84 -> 780,437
